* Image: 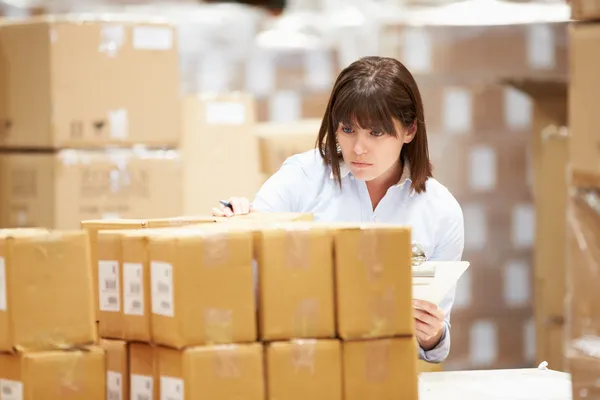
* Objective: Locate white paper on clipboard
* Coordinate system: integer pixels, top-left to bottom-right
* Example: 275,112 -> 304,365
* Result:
412,261 -> 470,305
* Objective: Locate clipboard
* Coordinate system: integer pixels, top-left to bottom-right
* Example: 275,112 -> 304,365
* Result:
412,261 -> 470,305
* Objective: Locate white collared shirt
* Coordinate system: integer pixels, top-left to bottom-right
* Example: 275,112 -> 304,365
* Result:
253,149 -> 465,363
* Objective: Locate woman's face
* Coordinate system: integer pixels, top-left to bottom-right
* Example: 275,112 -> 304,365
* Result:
336,119 -> 415,182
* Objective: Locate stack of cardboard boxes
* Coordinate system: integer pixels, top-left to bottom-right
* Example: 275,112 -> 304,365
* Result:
60,216 -> 419,399
565,2 -> 600,398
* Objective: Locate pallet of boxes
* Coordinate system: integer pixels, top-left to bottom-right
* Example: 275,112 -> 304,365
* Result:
565,1 -> 600,398
16,215 -> 421,399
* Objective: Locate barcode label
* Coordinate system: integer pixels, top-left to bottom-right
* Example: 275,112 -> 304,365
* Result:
99,260 -> 120,312
151,261 -> 174,317
0,379 -> 23,400
0,257 -> 6,311
124,262 -> 144,316
160,376 -> 184,400
131,374 -> 153,400
107,371 -> 123,400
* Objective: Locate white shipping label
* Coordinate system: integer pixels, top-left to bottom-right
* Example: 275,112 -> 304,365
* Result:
269,91 -> 302,123
470,320 -> 498,366
160,377 -> 184,400
0,379 -> 23,400
107,371 -> 123,400
524,318 -> 536,363
99,260 -> 120,312
205,102 -> 246,126
123,263 -> 144,316
109,109 -> 129,140
0,257 -> 6,311
504,87 -> 532,130
402,27 -> 432,72
133,27 -> 173,51
131,375 -> 153,400
512,204 -> 535,249
443,88 -> 472,134
527,25 -> 555,70
151,262 -> 174,317
304,49 -> 334,91
463,204 -> 487,251
503,260 -> 530,307
453,268 -> 472,309
468,146 -> 497,191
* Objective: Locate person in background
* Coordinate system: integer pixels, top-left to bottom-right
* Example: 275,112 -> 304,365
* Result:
213,56 -> 464,363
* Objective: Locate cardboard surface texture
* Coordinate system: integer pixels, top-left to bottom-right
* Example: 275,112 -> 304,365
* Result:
266,340 -> 342,400
334,225 -> 413,339
0,229 -> 97,352
156,343 -> 265,400
149,226 -> 256,348
0,16 -> 180,148
129,343 -> 159,400
0,346 -> 106,399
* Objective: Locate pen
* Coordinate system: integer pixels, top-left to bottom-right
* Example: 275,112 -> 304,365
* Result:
219,200 -> 234,211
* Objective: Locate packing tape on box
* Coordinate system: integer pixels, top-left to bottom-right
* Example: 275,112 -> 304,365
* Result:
358,228 -> 383,281
202,233 -> 230,267
293,298 -> 319,338
365,340 -> 391,382
204,308 -> 233,345
291,339 -> 317,374
213,344 -> 241,378
284,229 -> 311,270
368,288 -> 396,338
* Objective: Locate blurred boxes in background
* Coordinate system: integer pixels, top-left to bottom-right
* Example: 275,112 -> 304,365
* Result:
0,16 -> 180,149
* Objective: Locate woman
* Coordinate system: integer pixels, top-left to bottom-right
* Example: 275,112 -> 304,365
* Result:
213,56 -> 464,363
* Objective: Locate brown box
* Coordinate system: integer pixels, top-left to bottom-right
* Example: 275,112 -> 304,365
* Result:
97,231 -> 125,339
182,93 -> 261,215
333,225 -> 413,339
570,24 -> 600,177
343,338 -> 418,400
149,227 -> 256,348
266,339 -> 342,400
129,343 -> 159,400
100,339 -> 129,400
257,224 -> 335,341
0,229 -> 97,352
0,16 -> 179,148
0,346 -> 106,399
571,0 -> 600,21
0,149 -> 183,229
254,120 -> 320,176
156,343 -> 265,400
381,22 -> 567,81
255,91 -> 331,123
567,348 -> 600,400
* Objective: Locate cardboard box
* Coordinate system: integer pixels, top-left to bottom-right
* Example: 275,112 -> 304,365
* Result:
156,343 -> 265,400
149,226 -> 256,348
570,23 -> 600,176
343,338 -> 418,400
0,229 -> 97,352
381,22 -> 568,80
255,92 -> 331,123
100,339 -> 129,400
129,343 -> 159,400
0,346 -> 105,399
0,16 -> 179,148
254,119 -> 320,176
334,225 -> 413,339
97,231 -> 125,339
0,149 -> 183,229
567,347 -> 600,400
256,224 -> 335,340
266,339 -> 342,400
571,0 -> 600,21
182,94 -> 261,216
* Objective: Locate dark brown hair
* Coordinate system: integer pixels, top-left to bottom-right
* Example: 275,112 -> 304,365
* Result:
316,56 -> 432,193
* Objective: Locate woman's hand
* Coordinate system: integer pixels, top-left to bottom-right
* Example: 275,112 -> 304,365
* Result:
413,299 -> 445,351
212,197 -> 253,217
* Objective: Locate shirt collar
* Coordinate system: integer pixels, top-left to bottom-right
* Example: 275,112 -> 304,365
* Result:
330,161 -> 413,188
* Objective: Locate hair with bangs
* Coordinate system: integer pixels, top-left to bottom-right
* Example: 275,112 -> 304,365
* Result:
316,56 -> 432,193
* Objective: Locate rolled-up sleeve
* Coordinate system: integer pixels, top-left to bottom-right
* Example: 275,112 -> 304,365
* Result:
252,156 -> 309,213
419,199 -> 465,363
